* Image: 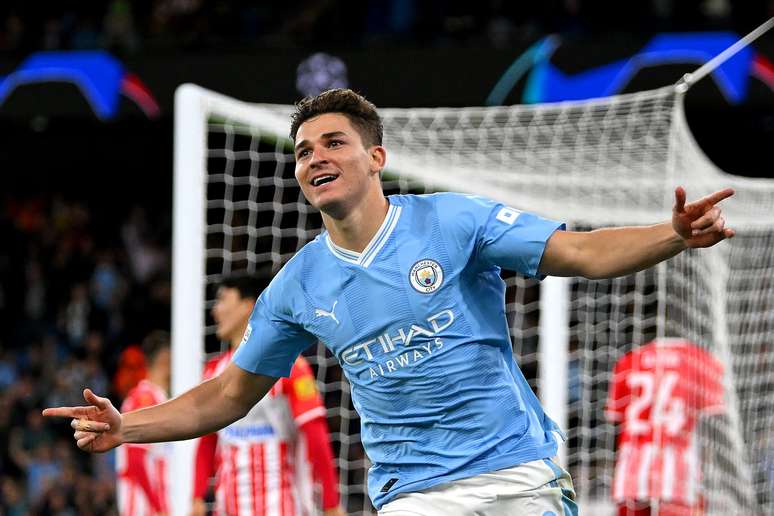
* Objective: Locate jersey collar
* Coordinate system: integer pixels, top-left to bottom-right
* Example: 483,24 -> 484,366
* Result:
325,202 -> 402,268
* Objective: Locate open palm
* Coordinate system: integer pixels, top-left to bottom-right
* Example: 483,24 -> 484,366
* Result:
42,388 -> 123,453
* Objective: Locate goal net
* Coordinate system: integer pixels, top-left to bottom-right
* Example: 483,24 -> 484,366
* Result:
171,83 -> 774,515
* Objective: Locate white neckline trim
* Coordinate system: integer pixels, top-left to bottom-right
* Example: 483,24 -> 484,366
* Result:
325,203 -> 402,268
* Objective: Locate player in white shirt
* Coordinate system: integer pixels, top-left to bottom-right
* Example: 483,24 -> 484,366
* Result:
192,274 -> 343,516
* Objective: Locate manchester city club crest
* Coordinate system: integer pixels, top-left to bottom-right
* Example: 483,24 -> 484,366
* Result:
409,259 -> 444,293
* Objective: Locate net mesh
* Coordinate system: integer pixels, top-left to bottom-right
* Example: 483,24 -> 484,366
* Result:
189,85 -> 774,514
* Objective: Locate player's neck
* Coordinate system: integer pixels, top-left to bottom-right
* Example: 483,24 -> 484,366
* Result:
322,190 -> 389,253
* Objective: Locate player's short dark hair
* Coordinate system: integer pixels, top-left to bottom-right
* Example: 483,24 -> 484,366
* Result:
219,271 -> 271,301
142,330 -> 170,361
289,88 -> 383,148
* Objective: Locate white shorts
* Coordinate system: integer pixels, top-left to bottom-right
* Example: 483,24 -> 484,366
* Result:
378,458 -> 578,516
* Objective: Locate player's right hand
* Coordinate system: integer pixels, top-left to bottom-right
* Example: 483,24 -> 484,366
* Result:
42,388 -> 123,453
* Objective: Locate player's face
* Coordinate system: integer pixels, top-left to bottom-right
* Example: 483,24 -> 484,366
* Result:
211,287 -> 254,344
294,113 -> 384,215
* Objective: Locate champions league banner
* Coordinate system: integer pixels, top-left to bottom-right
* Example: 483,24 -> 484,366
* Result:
0,33 -> 772,117
0,33 -> 771,186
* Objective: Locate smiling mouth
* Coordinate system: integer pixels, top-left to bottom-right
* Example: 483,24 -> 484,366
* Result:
311,175 -> 338,187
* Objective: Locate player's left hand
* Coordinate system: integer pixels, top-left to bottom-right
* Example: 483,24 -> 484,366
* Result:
323,507 -> 346,516
672,186 -> 735,248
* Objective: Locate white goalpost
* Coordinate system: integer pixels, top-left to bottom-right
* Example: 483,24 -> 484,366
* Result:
171,35 -> 774,516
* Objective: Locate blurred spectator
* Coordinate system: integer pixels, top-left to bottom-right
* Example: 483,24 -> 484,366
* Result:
0,394 -> 15,476
71,15 -> 101,50
0,0 -> 761,57
103,0 -> 139,54
42,17 -> 64,50
24,260 -> 46,321
83,355 -> 110,399
1,476 -> 28,516
63,283 -> 91,347
46,358 -> 86,409
24,443 -> 62,505
0,195 -> 173,514
0,349 -> 17,389
0,14 -> 24,52
8,409 -> 55,473
122,206 -> 165,285
92,251 -> 123,312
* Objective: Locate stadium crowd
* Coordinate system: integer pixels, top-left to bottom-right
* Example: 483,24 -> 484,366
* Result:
0,194 -> 171,515
0,0 -> 768,56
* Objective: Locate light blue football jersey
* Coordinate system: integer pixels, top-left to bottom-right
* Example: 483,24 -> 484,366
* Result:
234,192 -> 566,508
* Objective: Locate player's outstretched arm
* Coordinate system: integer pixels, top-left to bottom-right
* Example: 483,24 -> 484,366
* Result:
539,187 -> 735,279
43,363 -> 276,453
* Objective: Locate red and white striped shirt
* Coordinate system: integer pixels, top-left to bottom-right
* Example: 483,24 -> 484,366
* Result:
606,338 -> 725,506
116,379 -> 170,516
194,351 -> 332,516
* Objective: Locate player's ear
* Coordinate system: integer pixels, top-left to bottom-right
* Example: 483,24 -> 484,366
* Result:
369,145 -> 387,175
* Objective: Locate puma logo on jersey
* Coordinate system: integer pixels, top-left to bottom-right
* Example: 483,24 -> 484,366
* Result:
315,301 -> 339,325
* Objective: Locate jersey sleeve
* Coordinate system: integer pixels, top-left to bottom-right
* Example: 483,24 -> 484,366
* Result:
233,268 -> 317,378
285,357 -> 327,427
301,417 -> 341,510
193,432 -> 218,499
434,193 -> 565,278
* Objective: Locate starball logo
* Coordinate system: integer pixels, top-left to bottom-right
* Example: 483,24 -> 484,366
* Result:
341,309 -> 455,379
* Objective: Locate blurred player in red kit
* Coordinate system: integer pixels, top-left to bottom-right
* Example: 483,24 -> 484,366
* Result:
191,274 -> 344,516
117,330 -> 172,516
606,338 -> 725,516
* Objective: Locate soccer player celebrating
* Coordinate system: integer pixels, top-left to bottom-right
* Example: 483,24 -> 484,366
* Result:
116,331 -> 172,516
191,274 -> 343,516
44,89 -> 736,515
